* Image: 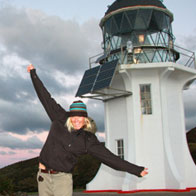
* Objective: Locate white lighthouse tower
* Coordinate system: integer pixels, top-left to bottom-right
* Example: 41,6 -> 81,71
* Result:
76,0 -> 196,192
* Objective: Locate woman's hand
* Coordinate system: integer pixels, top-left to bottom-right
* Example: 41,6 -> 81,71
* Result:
27,64 -> 35,73
140,168 -> 148,177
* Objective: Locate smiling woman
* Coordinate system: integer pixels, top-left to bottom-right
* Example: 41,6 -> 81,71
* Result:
27,64 -> 148,196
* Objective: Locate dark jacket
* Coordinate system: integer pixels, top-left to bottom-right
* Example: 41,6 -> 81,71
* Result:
30,69 -> 144,177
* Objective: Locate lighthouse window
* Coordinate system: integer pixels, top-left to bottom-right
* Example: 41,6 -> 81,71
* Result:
140,84 -> 152,115
116,139 -> 124,160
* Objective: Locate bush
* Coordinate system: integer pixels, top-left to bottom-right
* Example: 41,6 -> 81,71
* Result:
0,177 -> 14,195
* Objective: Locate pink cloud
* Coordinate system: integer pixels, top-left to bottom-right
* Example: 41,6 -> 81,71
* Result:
0,131 -> 49,168
0,147 -> 40,169
9,131 -> 48,143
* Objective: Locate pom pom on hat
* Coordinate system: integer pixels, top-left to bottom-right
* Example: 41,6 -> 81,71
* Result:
69,100 -> 88,117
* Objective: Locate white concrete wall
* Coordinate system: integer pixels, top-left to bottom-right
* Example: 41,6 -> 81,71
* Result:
87,62 -> 196,191
129,68 -> 166,189
87,73 -> 130,190
159,66 -> 196,189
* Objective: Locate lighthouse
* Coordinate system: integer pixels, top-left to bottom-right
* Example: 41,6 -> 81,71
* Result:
76,0 -> 196,192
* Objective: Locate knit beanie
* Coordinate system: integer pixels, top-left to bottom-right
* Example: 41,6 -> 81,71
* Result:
69,100 -> 88,117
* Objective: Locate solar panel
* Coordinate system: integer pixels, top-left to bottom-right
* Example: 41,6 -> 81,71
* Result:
75,60 -> 118,97
93,60 -> 118,91
75,66 -> 100,97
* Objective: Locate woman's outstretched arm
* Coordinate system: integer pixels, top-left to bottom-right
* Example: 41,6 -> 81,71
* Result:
27,64 -> 68,122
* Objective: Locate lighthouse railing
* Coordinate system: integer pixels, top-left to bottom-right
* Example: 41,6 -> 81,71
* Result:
173,44 -> 196,69
89,44 -> 195,69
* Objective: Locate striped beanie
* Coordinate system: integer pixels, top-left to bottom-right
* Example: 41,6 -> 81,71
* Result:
69,100 -> 88,117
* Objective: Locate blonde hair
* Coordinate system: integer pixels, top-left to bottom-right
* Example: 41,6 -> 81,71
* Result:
66,117 -> 92,132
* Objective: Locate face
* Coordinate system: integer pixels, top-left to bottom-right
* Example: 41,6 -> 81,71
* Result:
70,116 -> 85,130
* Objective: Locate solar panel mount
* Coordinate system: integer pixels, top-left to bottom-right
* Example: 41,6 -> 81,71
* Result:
75,60 -> 132,101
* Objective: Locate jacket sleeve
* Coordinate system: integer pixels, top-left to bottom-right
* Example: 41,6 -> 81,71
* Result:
30,69 -> 68,122
86,133 -> 144,177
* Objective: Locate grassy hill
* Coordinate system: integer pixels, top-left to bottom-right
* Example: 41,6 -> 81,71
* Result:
0,157 -> 38,194
187,127 -> 196,164
187,127 -> 196,143
0,154 -> 101,194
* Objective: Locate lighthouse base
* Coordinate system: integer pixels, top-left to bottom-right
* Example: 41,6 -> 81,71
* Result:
87,63 -> 196,193
86,163 -> 196,192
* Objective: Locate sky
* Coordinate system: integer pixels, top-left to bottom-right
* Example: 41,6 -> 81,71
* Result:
0,0 -> 196,169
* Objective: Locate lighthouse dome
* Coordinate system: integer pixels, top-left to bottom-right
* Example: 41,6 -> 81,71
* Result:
105,0 -> 166,15
100,0 -> 173,28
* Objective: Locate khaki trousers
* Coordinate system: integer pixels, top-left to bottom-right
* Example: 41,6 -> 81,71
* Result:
37,170 -> 73,196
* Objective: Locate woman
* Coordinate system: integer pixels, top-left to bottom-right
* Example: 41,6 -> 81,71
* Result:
27,64 -> 148,196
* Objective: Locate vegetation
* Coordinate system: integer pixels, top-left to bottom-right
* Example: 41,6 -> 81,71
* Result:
187,127 -> 196,164
0,176 -> 14,195
0,158 -> 38,193
188,143 -> 196,164
0,155 -> 101,194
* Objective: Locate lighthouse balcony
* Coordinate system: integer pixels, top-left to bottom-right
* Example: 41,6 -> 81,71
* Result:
90,44 -> 195,69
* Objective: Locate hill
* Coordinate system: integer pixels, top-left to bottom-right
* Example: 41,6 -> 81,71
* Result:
0,154 -> 101,194
187,127 -> 196,143
187,127 -> 196,164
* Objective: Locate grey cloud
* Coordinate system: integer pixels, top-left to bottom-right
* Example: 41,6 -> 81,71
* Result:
183,86 -> 196,131
0,71 -> 55,134
8,151 -> 16,155
0,5 -> 105,137
0,6 -> 101,74
86,99 -> 105,132
0,133 -> 43,149
0,151 -> 16,155
0,66 -> 76,106
33,70 -> 79,97
178,30 -> 196,52
0,74 -> 33,103
184,36 -> 196,51
175,30 -> 196,56
81,19 -> 103,55
96,133 -> 105,142
0,99 -> 50,133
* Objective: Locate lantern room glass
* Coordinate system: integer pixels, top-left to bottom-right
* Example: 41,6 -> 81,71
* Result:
101,8 -> 177,64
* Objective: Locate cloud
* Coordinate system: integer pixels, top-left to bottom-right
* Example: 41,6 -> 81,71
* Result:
0,98 -> 50,133
0,151 -> 6,155
176,28 -> 196,52
0,151 -> 16,155
86,99 -> 105,132
183,85 -> 196,131
0,5 -> 102,74
0,132 -> 43,149
96,132 -> 105,142
0,5 -> 104,138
